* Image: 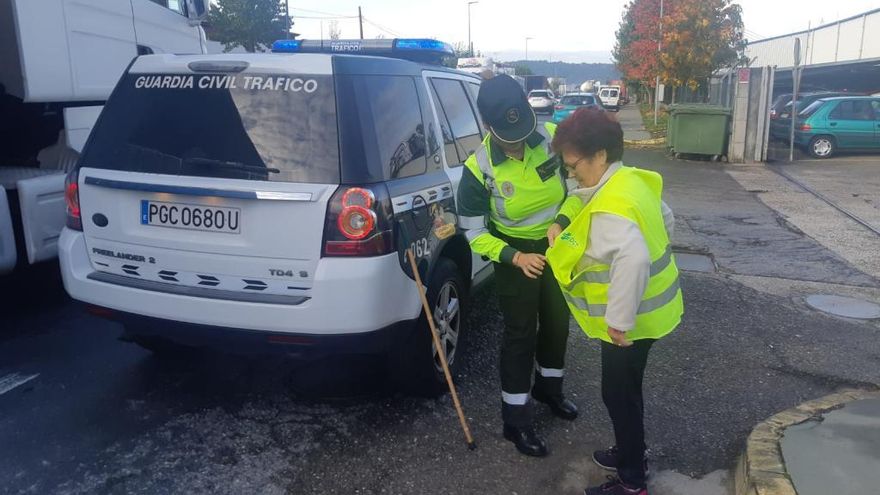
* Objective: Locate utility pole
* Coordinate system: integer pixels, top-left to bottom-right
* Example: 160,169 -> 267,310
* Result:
285,0 -> 291,39
654,0 -> 664,126
525,36 -> 533,62
358,6 -> 364,40
468,1 -> 478,57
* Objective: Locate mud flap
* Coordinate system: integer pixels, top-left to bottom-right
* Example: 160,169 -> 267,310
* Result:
16,173 -> 66,264
0,188 -> 17,273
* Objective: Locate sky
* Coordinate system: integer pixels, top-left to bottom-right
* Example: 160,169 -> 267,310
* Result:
285,0 -> 880,63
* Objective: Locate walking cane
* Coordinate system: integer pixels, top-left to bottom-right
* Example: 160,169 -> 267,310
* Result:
406,249 -> 477,451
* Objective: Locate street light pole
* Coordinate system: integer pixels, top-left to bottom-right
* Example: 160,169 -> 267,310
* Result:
525,36 -> 533,62
654,0 -> 664,126
468,1 -> 478,57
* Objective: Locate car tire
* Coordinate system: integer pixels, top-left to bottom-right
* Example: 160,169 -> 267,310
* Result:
389,257 -> 466,398
808,135 -> 835,159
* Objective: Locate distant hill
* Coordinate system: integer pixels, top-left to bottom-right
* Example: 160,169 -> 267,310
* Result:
506,60 -> 620,86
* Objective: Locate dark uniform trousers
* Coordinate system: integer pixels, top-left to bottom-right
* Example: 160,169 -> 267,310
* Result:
601,338 -> 655,489
492,233 -> 571,427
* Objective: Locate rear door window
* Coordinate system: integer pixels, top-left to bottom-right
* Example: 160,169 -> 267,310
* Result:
80,73 -> 340,183
335,74 -> 429,181
430,78 -> 483,166
830,100 -> 876,121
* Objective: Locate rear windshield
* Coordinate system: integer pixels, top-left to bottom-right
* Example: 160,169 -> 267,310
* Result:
799,100 -> 825,117
530,91 -> 550,98
79,73 -> 340,183
561,95 -> 596,106
601,89 -> 619,97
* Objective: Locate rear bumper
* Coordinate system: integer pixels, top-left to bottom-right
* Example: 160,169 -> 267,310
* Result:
59,228 -> 422,336
109,309 -> 417,355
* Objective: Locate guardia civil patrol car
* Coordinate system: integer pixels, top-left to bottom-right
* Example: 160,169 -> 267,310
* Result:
59,38 -> 493,396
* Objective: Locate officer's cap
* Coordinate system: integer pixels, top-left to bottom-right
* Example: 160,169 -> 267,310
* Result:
476,75 -> 537,144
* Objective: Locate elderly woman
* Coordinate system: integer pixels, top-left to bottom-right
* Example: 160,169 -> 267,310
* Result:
546,108 -> 684,495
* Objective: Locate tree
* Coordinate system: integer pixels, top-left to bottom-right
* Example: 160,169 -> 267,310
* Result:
207,0 -> 291,53
613,0 -> 664,99
514,65 -> 534,76
328,20 -> 342,40
659,0 -> 746,89
613,0 -> 745,96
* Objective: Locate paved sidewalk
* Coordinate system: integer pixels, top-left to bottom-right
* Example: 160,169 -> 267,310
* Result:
617,104 -> 652,141
782,398 -> 880,495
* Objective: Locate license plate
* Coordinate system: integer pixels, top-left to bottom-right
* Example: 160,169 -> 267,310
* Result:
140,200 -> 241,234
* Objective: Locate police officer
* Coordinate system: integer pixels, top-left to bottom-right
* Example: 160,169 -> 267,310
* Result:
457,75 -> 582,457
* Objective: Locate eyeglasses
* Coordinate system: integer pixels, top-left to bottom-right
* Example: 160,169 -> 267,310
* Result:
562,156 -> 587,170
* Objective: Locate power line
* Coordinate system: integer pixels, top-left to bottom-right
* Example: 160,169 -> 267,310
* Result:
362,17 -> 402,37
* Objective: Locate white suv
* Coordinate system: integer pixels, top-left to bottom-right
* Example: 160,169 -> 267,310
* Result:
527,89 -> 556,115
59,39 -> 492,396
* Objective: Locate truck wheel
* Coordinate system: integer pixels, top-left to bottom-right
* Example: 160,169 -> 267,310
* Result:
808,136 -> 835,158
390,258 -> 466,397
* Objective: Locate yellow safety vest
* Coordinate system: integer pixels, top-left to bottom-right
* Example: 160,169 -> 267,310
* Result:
546,166 -> 683,343
465,123 -> 576,241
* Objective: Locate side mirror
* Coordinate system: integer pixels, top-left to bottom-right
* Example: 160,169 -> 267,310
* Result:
185,0 -> 208,26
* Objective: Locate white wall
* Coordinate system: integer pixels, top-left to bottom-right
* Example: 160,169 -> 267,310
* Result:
746,8 -> 880,69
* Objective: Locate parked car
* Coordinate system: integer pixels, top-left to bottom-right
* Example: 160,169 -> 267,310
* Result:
58,38 -> 495,396
551,93 -> 602,123
598,86 -> 621,111
528,89 -> 556,115
792,96 -> 880,158
770,92 -> 851,140
769,93 -> 793,121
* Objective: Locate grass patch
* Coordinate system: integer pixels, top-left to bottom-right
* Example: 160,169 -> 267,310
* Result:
639,103 -> 668,139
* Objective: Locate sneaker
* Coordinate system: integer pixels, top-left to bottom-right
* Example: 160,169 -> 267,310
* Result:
592,446 -> 650,477
584,476 -> 647,495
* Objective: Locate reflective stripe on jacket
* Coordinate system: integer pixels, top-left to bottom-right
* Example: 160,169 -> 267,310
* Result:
546,166 -> 683,342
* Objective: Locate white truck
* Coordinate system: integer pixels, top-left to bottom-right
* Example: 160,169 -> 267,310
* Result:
0,0 -> 208,274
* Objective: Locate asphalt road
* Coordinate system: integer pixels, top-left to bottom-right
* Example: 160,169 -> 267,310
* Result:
3,148 -> 880,495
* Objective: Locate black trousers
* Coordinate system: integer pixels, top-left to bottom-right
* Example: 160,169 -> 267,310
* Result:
493,236 -> 571,427
601,339 -> 655,489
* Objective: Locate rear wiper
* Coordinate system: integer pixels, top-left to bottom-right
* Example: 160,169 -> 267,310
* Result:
182,157 -> 280,174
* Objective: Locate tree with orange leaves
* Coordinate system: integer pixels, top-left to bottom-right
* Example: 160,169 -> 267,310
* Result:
614,0 -> 746,97
660,0 -> 746,90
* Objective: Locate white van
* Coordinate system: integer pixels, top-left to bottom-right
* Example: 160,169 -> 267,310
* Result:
599,86 -> 621,112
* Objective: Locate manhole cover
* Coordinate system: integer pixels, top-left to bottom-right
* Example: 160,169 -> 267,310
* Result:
674,252 -> 716,273
805,295 -> 880,320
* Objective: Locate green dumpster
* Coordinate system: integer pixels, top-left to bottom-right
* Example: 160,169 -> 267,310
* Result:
665,104 -> 704,149
667,105 -> 731,160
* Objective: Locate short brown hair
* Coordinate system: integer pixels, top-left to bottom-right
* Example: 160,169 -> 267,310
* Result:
552,107 -> 624,164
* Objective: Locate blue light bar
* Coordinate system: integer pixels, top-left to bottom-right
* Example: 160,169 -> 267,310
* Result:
270,38 -> 453,63
272,40 -> 302,53
393,38 -> 454,56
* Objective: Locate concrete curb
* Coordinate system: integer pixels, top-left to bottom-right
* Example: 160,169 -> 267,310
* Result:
624,137 -> 666,146
734,388 -> 880,495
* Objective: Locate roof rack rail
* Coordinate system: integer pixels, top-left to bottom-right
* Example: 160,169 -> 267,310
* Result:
271,38 -> 454,64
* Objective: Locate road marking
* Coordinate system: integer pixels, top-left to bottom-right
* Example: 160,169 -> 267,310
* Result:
0,373 -> 39,396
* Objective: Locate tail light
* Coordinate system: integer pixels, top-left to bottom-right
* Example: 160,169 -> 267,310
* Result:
798,123 -> 812,131
322,185 -> 394,257
65,168 -> 82,231
555,105 -> 564,110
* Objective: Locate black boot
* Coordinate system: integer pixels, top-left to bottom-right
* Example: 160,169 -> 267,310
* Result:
532,390 -> 579,420
503,424 -> 548,457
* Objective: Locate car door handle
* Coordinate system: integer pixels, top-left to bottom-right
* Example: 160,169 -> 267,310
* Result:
829,122 -> 837,127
